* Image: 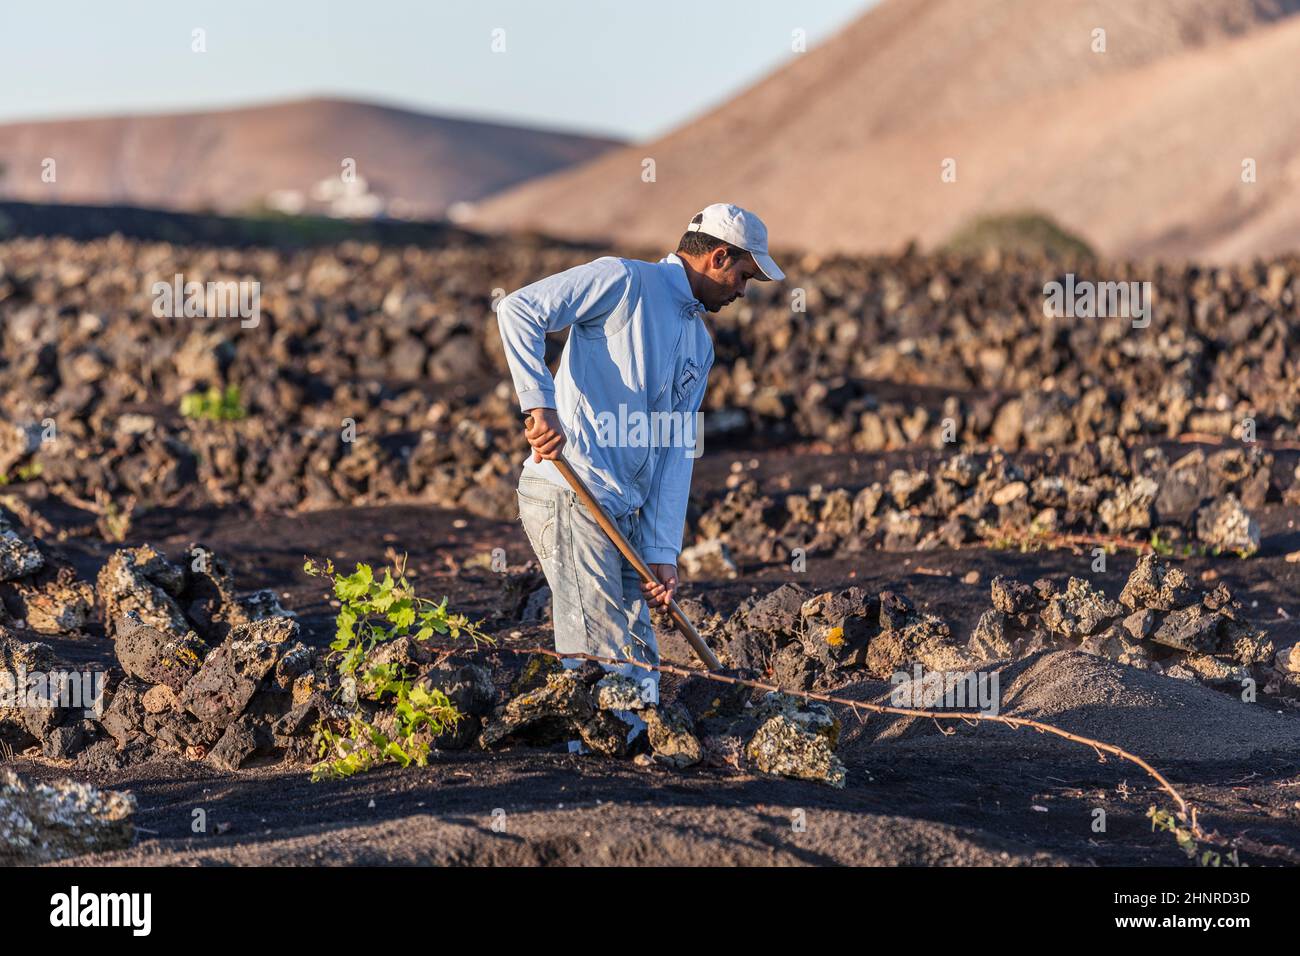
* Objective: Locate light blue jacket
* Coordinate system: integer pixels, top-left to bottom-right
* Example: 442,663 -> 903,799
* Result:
496,252 -> 714,565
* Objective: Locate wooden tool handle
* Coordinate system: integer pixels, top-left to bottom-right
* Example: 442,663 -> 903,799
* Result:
523,414 -> 722,671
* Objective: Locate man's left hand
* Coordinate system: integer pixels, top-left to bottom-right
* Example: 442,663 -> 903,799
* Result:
643,564 -> 678,609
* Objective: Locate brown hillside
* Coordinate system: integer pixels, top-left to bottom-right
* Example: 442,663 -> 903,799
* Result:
0,97 -> 621,218
470,0 -> 1300,262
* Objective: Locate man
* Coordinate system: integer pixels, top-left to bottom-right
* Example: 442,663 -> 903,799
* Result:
496,203 -> 784,742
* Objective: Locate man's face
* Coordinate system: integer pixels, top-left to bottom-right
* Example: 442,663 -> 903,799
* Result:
697,246 -> 762,312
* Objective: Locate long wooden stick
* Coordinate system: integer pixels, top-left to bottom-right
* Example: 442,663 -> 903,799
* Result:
523,416 -> 722,671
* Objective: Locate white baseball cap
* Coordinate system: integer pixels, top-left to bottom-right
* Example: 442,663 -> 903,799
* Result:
685,203 -> 785,281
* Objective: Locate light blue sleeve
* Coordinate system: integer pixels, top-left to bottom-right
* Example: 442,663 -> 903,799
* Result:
495,256 -> 630,412
639,359 -> 713,566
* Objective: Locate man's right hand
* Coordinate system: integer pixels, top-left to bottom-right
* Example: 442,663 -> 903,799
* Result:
525,407 -> 566,463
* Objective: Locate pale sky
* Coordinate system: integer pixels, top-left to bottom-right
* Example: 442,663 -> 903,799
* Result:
0,0 -> 875,140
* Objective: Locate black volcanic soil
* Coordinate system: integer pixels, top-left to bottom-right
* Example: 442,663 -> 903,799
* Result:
11,446 -> 1300,867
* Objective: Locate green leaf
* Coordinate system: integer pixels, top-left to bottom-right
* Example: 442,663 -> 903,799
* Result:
336,564 -> 374,601
407,686 -> 434,709
336,604 -> 358,635
389,599 -> 416,630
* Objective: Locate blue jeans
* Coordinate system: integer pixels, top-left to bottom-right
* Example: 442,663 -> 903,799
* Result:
515,472 -> 660,704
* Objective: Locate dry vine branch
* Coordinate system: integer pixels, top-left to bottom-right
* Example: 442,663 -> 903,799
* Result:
495,644 -> 1194,825
469,642 -> 1300,863
1175,431 -> 1300,451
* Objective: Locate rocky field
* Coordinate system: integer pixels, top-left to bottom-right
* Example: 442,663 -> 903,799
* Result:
2,223 -> 1299,867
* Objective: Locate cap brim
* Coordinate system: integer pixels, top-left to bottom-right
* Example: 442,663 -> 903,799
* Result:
752,250 -> 785,281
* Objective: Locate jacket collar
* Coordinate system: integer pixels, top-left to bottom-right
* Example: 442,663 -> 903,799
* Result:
660,252 -> 706,319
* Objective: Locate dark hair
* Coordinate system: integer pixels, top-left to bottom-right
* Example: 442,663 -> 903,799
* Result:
676,227 -> 746,261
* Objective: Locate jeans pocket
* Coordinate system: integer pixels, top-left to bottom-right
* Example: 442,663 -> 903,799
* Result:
517,487 -> 557,560
620,509 -> 640,547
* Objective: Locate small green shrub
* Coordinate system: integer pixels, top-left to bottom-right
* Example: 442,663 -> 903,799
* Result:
944,212 -> 1095,262
304,555 -> 492,781
180,384 -> 247,421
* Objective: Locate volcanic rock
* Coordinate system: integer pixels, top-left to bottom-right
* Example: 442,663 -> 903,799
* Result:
1040,577 -> 1123,639
141,683 -> 179,715
0,516 -> 43,582
11,564 -> 95,634
178,619 -> 295,727
574,709 -> 633,757
736,583 -> 811,636
678,538 -> 739,579
207,715 -> 269,771
416,660 -> 496,749
1195,494 -> 1260,556
990,575 -> 1040,615
1179,654 -> 1249,688
643,702 -> 703,768
238,588 -> 296,622
97,545 -> 188,638
479,668 -> 592,748
0,632 -> 99,751
1156,449 -> 1212,521
595,673 -> 645,712
888,469 -> 930,507
142,709 -> 222,753
1078,626 -> 1152,668
521,584 -> 551,623
753,692 -> 840,747
1228,629 -> 1275,667
99,676 -> 147,748
1120,554 -> 1192,611
798,586 -> 877,674
1098,476 -> 1158,532
881,510 -> 923,550
746,711 -> 846,789
1121,608 -> 1156,639
967,608 -> 1057,662
1150,604 -> 1225,654
771,642 -> 820,691
113,615 -> 208,692
0,769 -> 135,864
182,544 -> 252,642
